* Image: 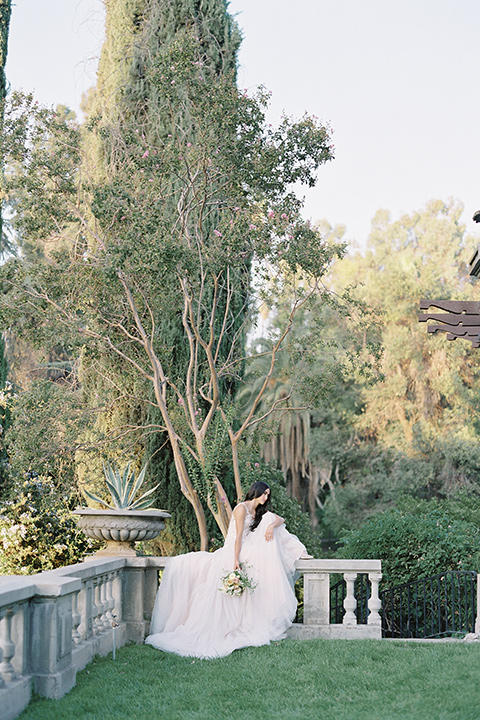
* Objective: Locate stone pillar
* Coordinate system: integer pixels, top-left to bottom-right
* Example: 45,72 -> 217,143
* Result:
29,577 -> 80,699
144,565 -> 160,623
303,572 -> 330,626
122,566 -> 147,643
121,558 -> 165,641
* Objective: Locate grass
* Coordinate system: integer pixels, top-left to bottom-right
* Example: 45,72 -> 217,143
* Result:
19,639 -> 480,720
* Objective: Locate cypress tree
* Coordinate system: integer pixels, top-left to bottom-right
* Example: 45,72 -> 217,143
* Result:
0,0 -> 12,249
86,0 -> 243,551
0,2 -> 12,496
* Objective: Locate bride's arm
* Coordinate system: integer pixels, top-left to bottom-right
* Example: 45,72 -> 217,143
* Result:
233,504 -> 247,570
265,513 -> 285,542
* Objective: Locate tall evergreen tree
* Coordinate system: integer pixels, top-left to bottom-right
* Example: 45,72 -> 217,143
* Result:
0,1 -> 13,496
85,0 -> 242,551
0,0 -> 12,251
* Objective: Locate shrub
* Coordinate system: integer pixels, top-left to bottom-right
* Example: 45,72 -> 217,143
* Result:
336,501 -> 480,588
0,476 -> 95,575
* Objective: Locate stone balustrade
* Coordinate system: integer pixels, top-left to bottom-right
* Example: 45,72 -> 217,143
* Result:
0,556 -> 381,720
288,559 -> 382,639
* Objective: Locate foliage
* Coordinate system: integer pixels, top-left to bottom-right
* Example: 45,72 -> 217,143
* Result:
0,0 -> 12,247
84,461 -> 159,510
317,200 -> 480,537
238,219 -> 383,529
84,0 -> 242,554
0,348 -> 12,494
341,199 -> 480,451
4,378 -> 87,487
337,496 -> 480,587
0,31 -> 341,549
0,476 -> 95,575
0,0 -> 11,103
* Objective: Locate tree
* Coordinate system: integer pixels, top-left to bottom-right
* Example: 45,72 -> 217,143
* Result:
0,0 -> 15,259
1,33 -> 340,549
320,199 -> 480,535
82,0 -> 243,552
237,220 -> 382,529
348,200 -> 480,452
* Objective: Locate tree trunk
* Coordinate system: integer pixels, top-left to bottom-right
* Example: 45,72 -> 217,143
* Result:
151,372 -> 209,549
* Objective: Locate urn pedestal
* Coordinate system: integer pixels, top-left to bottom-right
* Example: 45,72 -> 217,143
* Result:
73,508 -> 170,556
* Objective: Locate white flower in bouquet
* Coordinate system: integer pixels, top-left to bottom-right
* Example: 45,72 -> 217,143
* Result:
219,565 -> 257,597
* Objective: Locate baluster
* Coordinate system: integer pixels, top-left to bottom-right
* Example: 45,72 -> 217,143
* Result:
367,572 -> 382,627
0,612 -> 5,688
106,572 -> 115,625
93,578 -> 103,634
112,570 -> 123,624
343,573 -> 358,625
0,607 -> 16,681
72,591 -> 82,645
97,577 -> 107,633
476,574 -> 480,635
101,575 -> 110,631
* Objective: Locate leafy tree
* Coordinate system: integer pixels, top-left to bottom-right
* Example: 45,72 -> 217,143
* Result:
0,33 -> 339,549
81,0 -> 243,552
343,199 -> 480,449
320,199 -> 480,535
0,0 -> 12,250
238,219 -> 382,529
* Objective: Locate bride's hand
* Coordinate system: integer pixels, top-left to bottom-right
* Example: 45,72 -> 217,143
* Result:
265,523 -> 275,542
233,560 -> 241,570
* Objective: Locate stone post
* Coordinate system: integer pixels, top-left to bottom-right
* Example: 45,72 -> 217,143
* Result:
122,563 -> 147,643
29,576 -> 80,698
303,572 -> 330,626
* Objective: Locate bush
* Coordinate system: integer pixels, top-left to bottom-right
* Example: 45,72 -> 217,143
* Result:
336,500 -> 480,588
0,476 -> 96,575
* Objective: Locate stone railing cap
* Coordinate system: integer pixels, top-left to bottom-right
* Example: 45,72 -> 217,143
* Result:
33,576 -> 82,597
295,558 -> 381,572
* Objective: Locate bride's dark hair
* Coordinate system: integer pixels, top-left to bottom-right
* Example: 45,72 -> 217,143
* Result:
244,481 -> 271,531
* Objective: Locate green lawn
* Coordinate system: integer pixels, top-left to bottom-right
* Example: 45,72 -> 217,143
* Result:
20,639 -> 480,720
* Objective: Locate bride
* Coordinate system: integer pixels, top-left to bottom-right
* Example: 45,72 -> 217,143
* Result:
146,481 -> 310,659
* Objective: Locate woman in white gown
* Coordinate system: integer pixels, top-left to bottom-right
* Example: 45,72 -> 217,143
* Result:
145,481 -> 309,659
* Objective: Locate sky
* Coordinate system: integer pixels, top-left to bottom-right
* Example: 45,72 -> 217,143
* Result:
5,0 -> 480,248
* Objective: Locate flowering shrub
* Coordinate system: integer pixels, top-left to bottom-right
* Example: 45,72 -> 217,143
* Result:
0,477 -> 96,575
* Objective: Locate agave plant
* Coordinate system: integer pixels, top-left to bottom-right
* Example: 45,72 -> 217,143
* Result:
84,462 -> 159,511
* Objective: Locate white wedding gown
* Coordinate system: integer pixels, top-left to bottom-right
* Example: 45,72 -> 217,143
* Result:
145,505 -> 307,658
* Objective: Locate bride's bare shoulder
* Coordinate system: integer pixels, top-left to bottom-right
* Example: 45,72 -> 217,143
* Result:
233,502 -> 247,517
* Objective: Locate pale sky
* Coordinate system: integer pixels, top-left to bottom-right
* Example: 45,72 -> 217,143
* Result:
5,0 -> 480,247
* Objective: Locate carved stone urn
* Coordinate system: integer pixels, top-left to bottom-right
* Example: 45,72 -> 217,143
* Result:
73,508 -> 170,557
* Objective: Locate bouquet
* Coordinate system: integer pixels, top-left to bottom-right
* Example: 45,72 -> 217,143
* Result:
219,565 -> 257,597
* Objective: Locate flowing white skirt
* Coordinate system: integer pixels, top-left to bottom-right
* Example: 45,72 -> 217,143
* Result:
145,511 -> 307,658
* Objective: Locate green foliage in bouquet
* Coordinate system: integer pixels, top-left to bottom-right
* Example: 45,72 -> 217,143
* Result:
83,461 -> 159,511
